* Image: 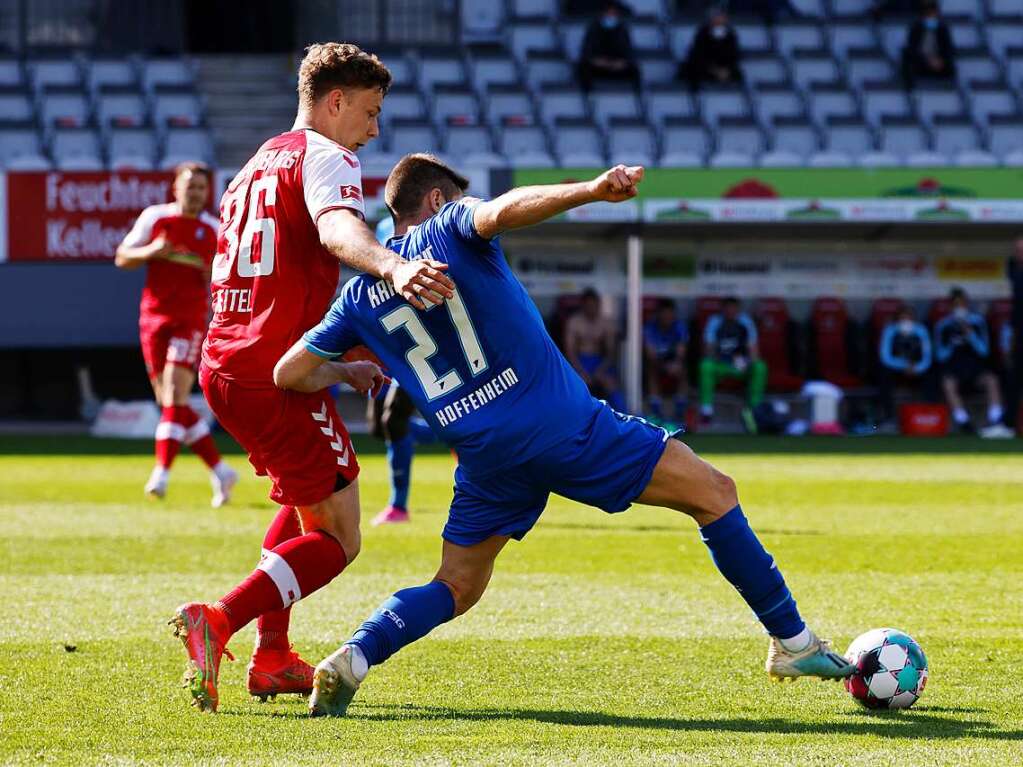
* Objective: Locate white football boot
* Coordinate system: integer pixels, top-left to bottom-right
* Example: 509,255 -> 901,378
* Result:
766,631 -> 854,682
309,645 -> 363,717
144,466 -> 169,500
210,464 -> 238,509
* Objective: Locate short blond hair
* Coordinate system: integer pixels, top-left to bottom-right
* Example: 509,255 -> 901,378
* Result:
297,42 -> 391,109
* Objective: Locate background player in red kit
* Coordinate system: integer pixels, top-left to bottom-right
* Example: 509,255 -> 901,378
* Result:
115,162 -> 238,507
170,43 -> 454,712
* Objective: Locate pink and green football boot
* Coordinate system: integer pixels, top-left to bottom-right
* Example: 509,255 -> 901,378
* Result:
169,603 -> 234,712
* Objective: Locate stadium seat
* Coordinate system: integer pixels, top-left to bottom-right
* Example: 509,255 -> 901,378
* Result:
552,118 -> 604,165
389,120 -> 438,156
905,150 -> 948,167
989,0 -> 1023,20
879,117 -> 928,156
989,116 -> 1023,158
1007,53 -> 1023,89
698,88 -> 748,127
87,59 -> 138,93
754,298 -> 804,392
847,54 -> 896,91
510,23 -> 560,62
152,92 -> 203,127
631,22 -> 666,55
717,117 -> 765,155
774,21 -> 826,58
668,23 -> 697,60
0,127 -> 47,167
539,87 -> 587,128
823,118 -> 874,155
709,150 -> 755,167
646,85 -> 695,127
790,0 -> 826,18
744,54 -> 790,90
637,54 -> 676,86
380,87 -> 427,125
868,297 -> 907,378
382,57 -> 416,90
485,86 -> 535,126
96,91 -> 147,128
758,149 -> 805,167
626,0 -> 667,19
524,54 -> 573,91
607,119 -> 656,166
28,59 -> 81,91
985,24 -> 1020,58
988,298 -> 1014,369
932,117 -> 981,156
432,87 -> 480,127
829,23 -> 874,59
142,58 -> 195,92
418,56 -> 466,92
162,126 -> 214,164
809,86 -> 859,126
862,88 -> 911,127
942,0 -> 983,17
830,0 -> 878,19
877,25 -> 908,62
971,88 -> 1019,127
661,116 -> 709,161
733,22 -> 773,56
927,297 -> 953,327
499,124 -> 550,158
807,150 -> 853,167
0,57 -> 25,88
772,117 -> 819,157
511,0 -> 556,21
589,89 -> 640,130
52,127 -> 103,169
953,149 -> 998,166
657,150 -> 703,167
948,21 -> 984,51
442,124 -> 494,156
0,92 -> 33,124
809,297 -> 862,388
857,150 -> 901,167
108,126 -> 157,168
791,53 -> 840,90
470,54 -> 518,94
956,56 -> 1003,89
40,89 -> 90,128
558,20 -> 588,62
914,87 -> 965,126
755,87 -> 806,125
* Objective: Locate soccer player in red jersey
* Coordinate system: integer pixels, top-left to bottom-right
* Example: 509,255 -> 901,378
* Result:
169,43 -> 454,711
115,162 -> 238,508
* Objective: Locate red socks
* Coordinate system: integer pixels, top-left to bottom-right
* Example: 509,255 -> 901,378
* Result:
154,404 -> 224,470
217,527 -> 348,637
256,507 -> 303,652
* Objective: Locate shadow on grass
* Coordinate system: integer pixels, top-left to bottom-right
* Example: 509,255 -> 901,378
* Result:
538,521 -> 824,536
335,703 -> 1021,741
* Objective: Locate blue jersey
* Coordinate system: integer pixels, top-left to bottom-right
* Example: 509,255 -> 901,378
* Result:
303,199 -> 600,478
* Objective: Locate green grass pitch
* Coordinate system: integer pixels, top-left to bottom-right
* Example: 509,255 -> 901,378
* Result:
1,435 -> 1021,766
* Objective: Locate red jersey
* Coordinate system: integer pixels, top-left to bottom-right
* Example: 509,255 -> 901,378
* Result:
202,129 -> 365,387
122,202 -> 218,322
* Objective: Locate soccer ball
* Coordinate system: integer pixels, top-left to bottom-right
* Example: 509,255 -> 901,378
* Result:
844,628 -> 928,709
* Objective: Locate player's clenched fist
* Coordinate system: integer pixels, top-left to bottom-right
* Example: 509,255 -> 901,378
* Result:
588,164 -> 645,203
389,258 -> 455,310
339,360 -> 387,397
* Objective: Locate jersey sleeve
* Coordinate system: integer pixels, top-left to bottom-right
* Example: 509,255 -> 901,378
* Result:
302,139 -> 365,224
438,198 -> 490,247
303,292 -> 364,359
120,205 -> 161,247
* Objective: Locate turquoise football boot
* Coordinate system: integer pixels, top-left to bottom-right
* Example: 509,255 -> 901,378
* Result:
766,631 -> 854,682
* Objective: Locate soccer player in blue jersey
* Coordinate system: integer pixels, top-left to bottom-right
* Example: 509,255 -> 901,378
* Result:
274,154 -> 854,716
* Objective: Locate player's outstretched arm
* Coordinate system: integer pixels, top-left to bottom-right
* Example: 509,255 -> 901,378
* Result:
274,340 -> 385,395
472,164 -> 644,239
317,209 -> 454,310
113,235 -> 173,270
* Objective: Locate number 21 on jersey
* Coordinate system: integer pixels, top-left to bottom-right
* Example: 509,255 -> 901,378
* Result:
380,288 -> 489,401
213,175 -> 278,281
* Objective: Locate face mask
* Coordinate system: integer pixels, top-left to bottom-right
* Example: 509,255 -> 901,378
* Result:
954,306 -> 968,319
711,25 -> 728,39
899,319 -> 914,334
924,17 -> 938,29
601,14 -> 619,29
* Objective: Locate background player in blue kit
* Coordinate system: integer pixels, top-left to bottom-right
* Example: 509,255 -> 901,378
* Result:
274,154 -> 854,716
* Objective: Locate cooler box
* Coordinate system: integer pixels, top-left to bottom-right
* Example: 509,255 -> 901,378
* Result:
899,404 -> 949,437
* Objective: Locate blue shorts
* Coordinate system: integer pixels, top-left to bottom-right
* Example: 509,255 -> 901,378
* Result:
443,404 -> 673,547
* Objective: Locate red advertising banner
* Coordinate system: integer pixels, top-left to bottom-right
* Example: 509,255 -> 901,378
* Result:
6,171 -> 174,261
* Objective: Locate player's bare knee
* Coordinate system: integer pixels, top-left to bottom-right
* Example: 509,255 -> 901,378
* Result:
713,470 -> 738,512
336,526 -> 361,564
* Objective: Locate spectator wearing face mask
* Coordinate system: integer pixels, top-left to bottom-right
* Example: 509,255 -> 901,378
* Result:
679,6 -> 743,93
877,306 -> 935,424
934,287 -> 1010,436
901,0 -> 956,90
576,1 -> 641,94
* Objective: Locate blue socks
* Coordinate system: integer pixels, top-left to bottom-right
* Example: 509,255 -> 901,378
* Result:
386,435 -> 414,509
348,581 -> 455,667
699,505 -> 805,639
